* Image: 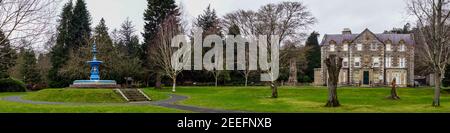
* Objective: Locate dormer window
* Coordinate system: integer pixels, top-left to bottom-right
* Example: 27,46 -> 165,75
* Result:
343,44 -> 348,51
386,44 -> 392,51
357,44 -> 363,51
329,44 -> 335,52
399,44 -> 406,51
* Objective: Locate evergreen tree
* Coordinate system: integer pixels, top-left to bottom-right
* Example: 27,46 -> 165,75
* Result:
48,1 -> 73,87
228,24 -> 240,36
0,30 -> 17,79
20,49 -> 41,85
71,0 -> 92,49
142,0 -> 177,87
383,23 -> 412,34
195,5 -> 225,86
119,18 -> 141,57
305,31 -> 320,82
195,4 -> 222,36
94,18 -> 115,81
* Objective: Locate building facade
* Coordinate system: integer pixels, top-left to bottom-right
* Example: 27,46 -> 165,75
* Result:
314,28 -> 415,87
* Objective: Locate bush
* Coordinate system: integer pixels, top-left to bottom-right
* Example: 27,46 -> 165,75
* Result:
0,78 -> 26,92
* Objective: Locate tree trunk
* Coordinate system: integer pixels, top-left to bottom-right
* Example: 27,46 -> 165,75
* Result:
215,76 -> 218,87
387,80 -> 400,100
325,55 -> 342,107
271,81 -> 278,98
172,77 -> 176,92
245,76 -> 248,87
325,83 -> 340,107
433,72 -> 441,107
155,73 -> 162,89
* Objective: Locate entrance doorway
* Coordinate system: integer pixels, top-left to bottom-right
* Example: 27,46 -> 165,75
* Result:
363,71 -> 369,85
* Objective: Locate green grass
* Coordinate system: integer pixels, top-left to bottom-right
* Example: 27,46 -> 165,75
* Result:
23,89 -> 126,103
142,88 -> 170,101
160,86 -> 450,113
0,92 -> 185,113
2,86 -> 450,113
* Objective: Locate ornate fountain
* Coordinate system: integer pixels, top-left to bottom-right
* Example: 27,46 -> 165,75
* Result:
70,41 -> 120,88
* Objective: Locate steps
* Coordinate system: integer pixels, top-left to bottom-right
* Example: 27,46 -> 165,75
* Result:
116,89 -> 151,102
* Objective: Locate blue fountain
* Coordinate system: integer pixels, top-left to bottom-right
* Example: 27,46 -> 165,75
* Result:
70,41 -> 120,88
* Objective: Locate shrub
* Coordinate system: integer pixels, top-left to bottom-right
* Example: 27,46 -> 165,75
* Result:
0,78 -> 26,92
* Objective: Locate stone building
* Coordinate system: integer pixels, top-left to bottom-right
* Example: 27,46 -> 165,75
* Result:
314,28 -> 415,87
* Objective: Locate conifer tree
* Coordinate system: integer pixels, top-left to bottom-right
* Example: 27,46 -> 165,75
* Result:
71,0 -> 92,49
305,32 -> 320,82
48,1 -> 73,87
20,49 -> 41,85
0,30 -> 16,79
142,0 -> 177,87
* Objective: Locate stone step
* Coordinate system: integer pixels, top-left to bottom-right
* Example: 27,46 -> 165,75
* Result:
116,89 -> 151,102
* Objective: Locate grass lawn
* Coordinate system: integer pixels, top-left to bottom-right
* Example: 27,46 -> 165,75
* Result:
2,86 -> 450,113
23,89 -> 126,103
150,86 -> 450,113
0,91 -> 185,113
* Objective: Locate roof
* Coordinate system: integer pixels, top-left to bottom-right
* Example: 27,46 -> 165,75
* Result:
320,29 -> 415,46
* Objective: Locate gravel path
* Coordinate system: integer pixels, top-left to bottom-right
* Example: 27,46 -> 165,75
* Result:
1,94 -> 245,113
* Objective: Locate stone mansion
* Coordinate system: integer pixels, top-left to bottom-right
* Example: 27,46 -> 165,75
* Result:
314,28 -> 415,87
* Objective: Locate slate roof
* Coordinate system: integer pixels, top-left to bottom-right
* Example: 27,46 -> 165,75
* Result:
320,29 -> 415,46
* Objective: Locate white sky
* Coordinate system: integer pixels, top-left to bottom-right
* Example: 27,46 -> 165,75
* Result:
80,0 -> 413,42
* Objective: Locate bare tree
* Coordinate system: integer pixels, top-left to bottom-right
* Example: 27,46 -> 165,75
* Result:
258,2 -> 316,98
0,0 -> 59,57
387,78 -> 400,100
222,2 -> 315,97
151,10 -> 188,92
407,0 -> 450,106
223,10 -> 258,87
325,54 -> 342,107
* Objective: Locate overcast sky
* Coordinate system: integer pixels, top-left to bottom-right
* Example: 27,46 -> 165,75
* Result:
81,0 -> 413,41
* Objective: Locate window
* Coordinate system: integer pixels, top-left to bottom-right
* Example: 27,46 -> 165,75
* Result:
386,44 -> 392,51
385,57 -> 392,68
372,57 -> 380,67
357,44 -> 363,51
343,44 -> 348,51
399,44 -> 406,52
370,43 -> 378,51
329,44 -> 335,52
354,57 -> 361,67
343,57 -> 349,67
399,57 -> 406,68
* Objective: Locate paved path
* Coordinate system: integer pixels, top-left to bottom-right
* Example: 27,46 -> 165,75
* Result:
1,94 -> 245,113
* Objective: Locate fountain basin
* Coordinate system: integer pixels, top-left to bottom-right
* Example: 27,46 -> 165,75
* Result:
70,80 -> 120,88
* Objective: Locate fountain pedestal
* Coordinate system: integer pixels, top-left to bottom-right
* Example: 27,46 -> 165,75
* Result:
70,42 -> 120,88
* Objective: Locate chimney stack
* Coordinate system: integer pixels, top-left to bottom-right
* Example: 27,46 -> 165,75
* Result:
342,28 -> 352,35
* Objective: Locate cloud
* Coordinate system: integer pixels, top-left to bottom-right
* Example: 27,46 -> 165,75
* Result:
82,0 -> 412,42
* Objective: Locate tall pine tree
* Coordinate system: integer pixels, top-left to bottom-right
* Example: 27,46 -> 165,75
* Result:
119,18 -> 141,58
20,49 -> 41,85
142,0 -> 177,87
195,4 -> 222,36
93,18 -> 115,81
0,30 -> 17,79
195,5 -> 225,86
49,1 -> 73,87
305,31 -> 320,82
71,0 -> 92,49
